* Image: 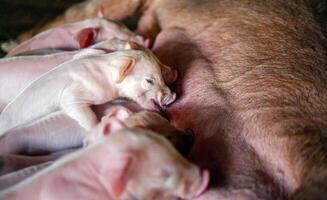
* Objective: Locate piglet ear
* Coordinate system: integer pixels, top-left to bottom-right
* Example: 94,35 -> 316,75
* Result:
111,56 -> 136,83
100,117 -> 126,135
106,106 -> 132,120
161,65 -> 178,85
124,40 -> 139,50
74,27 -> 99,49
103,155 -> 132,198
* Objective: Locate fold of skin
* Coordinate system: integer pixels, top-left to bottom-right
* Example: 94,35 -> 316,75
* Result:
11,0 -> 327,198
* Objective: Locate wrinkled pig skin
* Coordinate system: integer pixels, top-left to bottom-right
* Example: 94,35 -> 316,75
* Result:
7,18 -> 143,57
0,127 -> 209,200
37,0 -> 327,199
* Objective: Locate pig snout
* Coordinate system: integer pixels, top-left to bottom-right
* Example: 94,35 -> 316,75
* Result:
156,88 -> 176,107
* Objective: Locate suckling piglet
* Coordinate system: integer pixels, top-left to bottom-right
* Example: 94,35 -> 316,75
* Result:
0,119 -> 209,200
0,41 -> 176,137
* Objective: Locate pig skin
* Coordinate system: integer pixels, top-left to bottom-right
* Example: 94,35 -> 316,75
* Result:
35,0 -> 327,199
0,53 -> 75,111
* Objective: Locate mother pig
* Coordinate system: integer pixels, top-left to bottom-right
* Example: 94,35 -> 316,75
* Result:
36,0 -> 327,199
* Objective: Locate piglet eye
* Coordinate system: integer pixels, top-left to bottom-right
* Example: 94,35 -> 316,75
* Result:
146,79 -> 154,85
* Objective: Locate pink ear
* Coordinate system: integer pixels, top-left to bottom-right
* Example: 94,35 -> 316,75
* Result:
103,155 -> 132,198
161,65 -> 178,85
116,57 -> 135,83
107,106 -> 132,120
74,27 -> 99,49
101,117 -> 126,135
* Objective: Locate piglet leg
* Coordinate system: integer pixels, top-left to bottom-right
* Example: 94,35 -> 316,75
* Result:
60,88 -> 100,131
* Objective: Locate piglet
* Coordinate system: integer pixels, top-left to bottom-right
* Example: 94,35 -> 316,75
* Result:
0,119 -> 209,200
0,39 -> 150,111
87,104 -> 194,155
6,18 -> 144,57
0,41 -> 176,137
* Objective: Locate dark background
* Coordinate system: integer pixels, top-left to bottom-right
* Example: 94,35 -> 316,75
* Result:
0,0 -> 82,41
0,0 -> 83,57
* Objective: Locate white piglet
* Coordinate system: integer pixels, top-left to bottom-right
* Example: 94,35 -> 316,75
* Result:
0,41 -> 176,137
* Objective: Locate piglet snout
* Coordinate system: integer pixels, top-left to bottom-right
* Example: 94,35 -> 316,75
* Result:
157,90 -> 176,107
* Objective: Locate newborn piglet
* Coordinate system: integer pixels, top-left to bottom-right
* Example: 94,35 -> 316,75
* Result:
0,41 -> 176,137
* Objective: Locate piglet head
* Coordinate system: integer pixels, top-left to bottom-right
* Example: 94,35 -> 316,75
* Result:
123,129 -> 210,199
88,118 -> 209,199
113,41 -> 177,110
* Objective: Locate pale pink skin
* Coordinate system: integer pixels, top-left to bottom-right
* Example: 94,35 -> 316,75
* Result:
0,39 -> 138,112
0,126 -> 209,200
6,18 -> 143,57
0,53 -> 74,111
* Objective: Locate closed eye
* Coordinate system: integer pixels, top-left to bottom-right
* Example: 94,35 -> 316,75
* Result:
146,79 -> 154,85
